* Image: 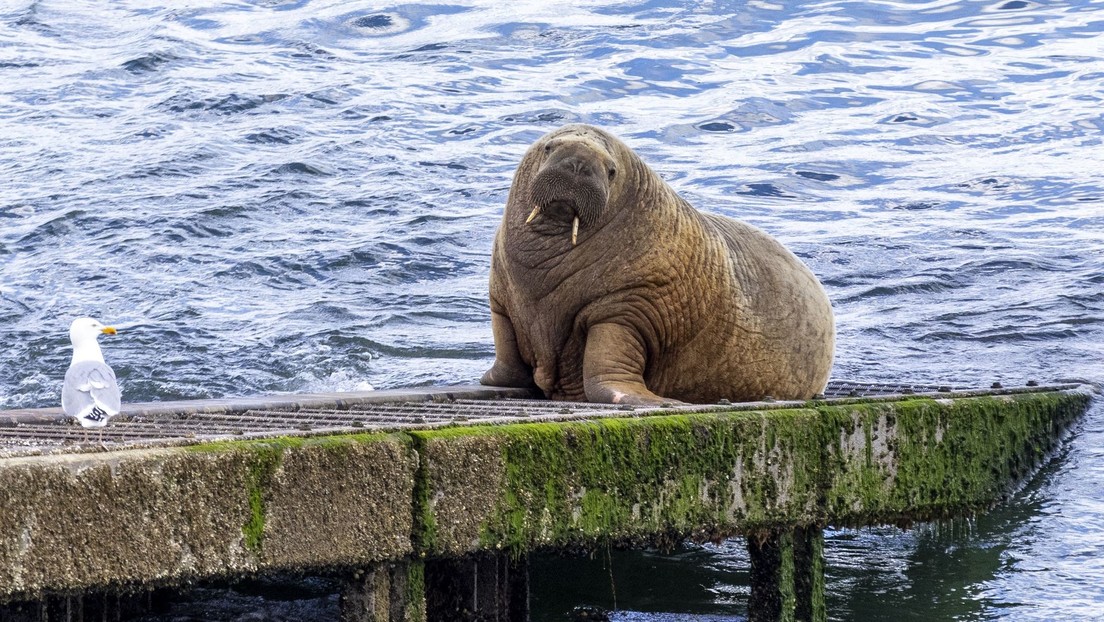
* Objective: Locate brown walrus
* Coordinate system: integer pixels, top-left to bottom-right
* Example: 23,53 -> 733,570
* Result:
480,124 -> 834,405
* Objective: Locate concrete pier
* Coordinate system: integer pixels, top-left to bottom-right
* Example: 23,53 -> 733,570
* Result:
0,382 -> 1092,621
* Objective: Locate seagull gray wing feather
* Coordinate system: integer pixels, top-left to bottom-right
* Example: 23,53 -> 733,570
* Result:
62,361 -> 121,425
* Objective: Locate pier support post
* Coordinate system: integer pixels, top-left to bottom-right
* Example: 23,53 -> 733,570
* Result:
748,526 -> 826,622
341,560 -> 426,622
425,553 -> 528,621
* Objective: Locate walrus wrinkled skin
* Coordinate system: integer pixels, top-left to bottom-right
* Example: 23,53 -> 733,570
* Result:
481,124 -> 835,405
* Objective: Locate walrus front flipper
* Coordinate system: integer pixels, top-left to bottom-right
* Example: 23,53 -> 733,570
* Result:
481,309 -> 536,389
583,323 -> 680,406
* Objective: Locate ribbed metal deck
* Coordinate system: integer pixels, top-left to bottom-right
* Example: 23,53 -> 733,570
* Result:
0,380 -> 1057,458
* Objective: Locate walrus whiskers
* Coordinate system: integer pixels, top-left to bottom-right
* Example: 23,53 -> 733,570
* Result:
572,216 -> 579,246
526,205 -> 541,223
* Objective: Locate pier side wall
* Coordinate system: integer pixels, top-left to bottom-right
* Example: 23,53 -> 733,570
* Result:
414,392 -> 1090,556
0,434 -> 417,601
820,392 -> 1087,524
412,409 -> 826,556
0,390 -> 1090,601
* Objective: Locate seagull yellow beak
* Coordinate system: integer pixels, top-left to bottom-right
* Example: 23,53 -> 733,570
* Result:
101,326 -> 117,335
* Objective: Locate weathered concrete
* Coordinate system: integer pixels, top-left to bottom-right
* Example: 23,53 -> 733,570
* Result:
0,386 -> 1092,622
0,434 -> 417,602
408,389 -> 1089,621
412,391 -> 1090,557
819,393 -> 1079,524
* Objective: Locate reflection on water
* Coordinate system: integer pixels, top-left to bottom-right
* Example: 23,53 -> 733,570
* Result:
1,0 -> 1102,619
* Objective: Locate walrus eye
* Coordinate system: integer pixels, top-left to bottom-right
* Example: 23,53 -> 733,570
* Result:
544,144 -> 552,154
608,167 -> 616,180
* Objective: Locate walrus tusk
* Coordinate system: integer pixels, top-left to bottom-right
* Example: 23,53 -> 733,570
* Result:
526,205 -> 541,224
571,216 -> 579,246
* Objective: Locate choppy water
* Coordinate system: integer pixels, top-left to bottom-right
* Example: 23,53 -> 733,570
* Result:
2,0 -> 1102,620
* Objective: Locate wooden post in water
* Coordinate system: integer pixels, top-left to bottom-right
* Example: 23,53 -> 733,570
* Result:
748,527 -> 826,622
341,560 -> 427,622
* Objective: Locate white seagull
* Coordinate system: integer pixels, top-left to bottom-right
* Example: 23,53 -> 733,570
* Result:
62,317 -> 122,428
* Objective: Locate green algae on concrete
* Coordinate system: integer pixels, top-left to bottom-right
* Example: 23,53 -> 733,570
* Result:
818,391 -> 1091,525
412,409 -> 827,556
404,560 -> 427,622
409,431 -> 508,555
185,433 -> 417,566
410,389 -> 1090,557
241,443 -> 282,554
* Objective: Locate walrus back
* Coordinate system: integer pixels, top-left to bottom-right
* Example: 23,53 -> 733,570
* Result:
696,211 -> 835,399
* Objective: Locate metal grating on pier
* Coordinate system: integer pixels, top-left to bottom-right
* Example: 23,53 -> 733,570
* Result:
0,380 -> 1059,458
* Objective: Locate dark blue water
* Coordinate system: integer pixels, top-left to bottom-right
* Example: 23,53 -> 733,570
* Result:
2,0 -> 1102,620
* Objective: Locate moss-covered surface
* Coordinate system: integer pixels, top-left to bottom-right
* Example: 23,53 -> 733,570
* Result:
793,526 -> 826,622
820,391 -> 1089,524
241,444 -> 282,554
187,433 -> 415,559
412,409 -> 827,555
404,560 -> 427,622
411,390 -> 1090,557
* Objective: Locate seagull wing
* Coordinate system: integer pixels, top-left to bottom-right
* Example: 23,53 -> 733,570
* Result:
62,361 -> 121,427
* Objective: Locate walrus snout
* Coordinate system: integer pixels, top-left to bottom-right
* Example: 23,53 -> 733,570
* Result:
526,142 -> 612,246
542,140 -> 613,184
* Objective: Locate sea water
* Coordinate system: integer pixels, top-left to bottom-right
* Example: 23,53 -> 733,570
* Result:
1,1 -> 1102,619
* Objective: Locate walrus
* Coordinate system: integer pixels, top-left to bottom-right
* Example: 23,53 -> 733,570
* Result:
480,124 -> 834,405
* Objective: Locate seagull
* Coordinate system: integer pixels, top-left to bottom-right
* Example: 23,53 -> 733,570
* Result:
62,317 -> 122,430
